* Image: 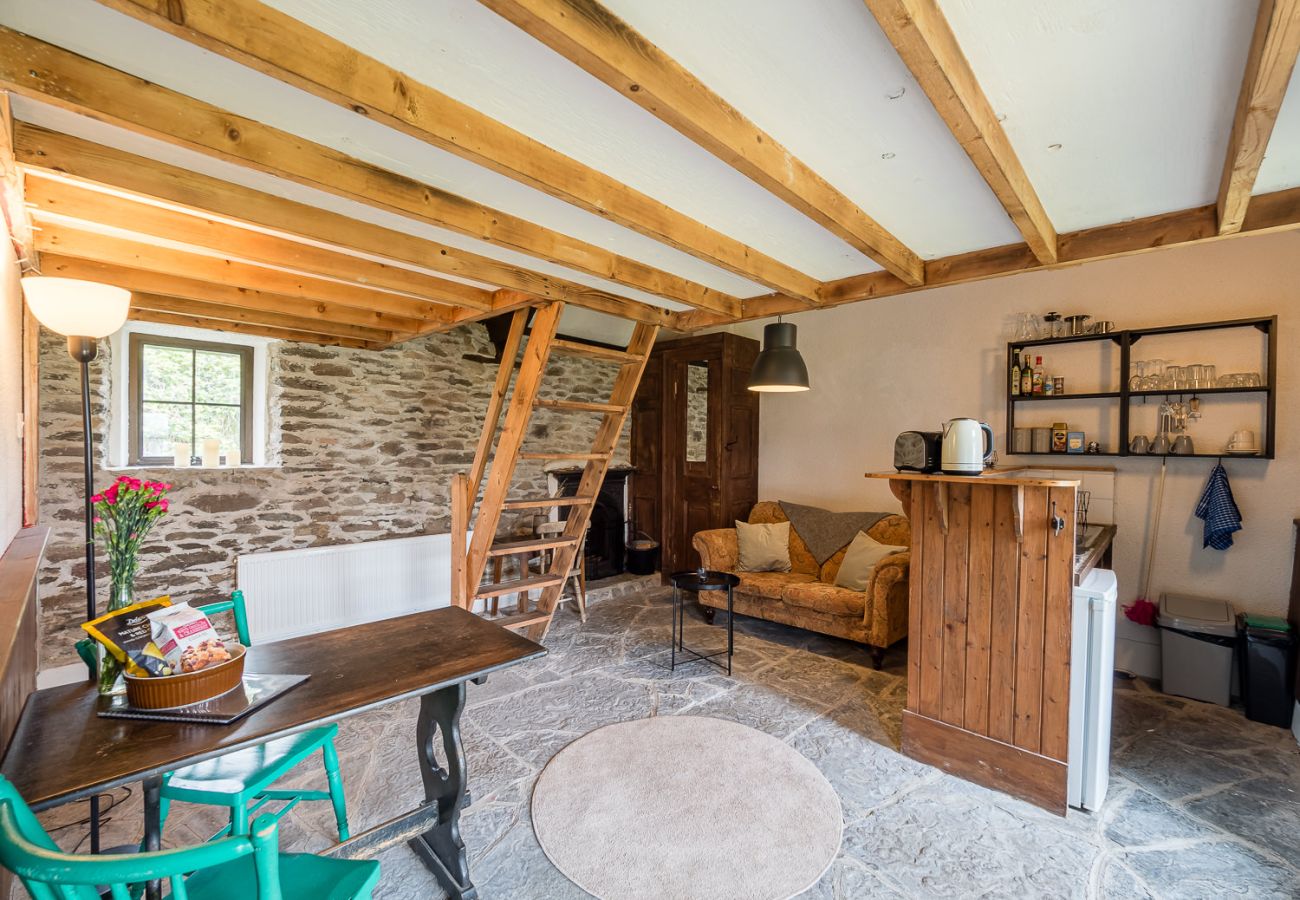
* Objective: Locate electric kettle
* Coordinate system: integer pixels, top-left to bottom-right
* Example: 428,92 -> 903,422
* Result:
940,418 -> 995,474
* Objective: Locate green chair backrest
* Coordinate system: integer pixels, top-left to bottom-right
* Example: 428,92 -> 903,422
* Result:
197,589 -> 252,647
0,776 -> 281,900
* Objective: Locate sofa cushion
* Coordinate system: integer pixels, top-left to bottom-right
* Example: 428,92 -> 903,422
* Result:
821,514 -> 911,582
783,581 -> 867,618
735,520 -> 791,572
834,532 -> 908,591
735,571 -> 816,600
748,502 -> 819,576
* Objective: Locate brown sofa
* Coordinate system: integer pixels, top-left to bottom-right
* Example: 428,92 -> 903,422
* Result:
692,502 -> 910,668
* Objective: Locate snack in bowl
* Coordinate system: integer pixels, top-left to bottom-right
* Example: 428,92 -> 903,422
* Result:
148,602 -> 229,674
82,597 -> 175,676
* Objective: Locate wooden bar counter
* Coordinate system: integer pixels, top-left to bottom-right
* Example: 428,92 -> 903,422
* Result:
866,471 -> 1102,814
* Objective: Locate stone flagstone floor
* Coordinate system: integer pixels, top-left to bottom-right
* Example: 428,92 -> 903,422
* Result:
30,585 -> 1300,899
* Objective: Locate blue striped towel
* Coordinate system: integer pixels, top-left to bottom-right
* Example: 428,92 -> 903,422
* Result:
1195,462 -> 1242,550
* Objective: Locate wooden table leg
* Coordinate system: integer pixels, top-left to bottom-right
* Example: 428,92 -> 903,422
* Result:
408,683 -> 476,899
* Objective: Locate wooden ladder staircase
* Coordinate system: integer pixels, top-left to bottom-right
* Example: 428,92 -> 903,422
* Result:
450,300 -> 658,642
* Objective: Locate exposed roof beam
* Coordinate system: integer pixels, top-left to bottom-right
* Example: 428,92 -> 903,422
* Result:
862,0 -> 1057,264
673,183 -> 1300,329
25,174 -> 494,309
32,221 -> 459,323
13,124 -> 675,327
129,307 -> 384,349
479,0 -> 925,287
130,292 -> 395,343
0,93 -> 34,269
39,254 -> 425,334
84,2 -> 793,309
0,26 -> 738,317
1216,0 -> 1300,235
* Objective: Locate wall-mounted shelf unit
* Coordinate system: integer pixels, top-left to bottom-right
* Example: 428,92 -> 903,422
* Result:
1005,316 -> 1277,460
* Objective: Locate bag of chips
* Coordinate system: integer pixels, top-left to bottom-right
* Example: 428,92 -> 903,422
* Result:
82,597 -> 174,677
148,602 -> 231,673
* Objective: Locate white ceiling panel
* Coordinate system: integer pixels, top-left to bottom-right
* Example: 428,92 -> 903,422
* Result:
1254,64 -> 1300,194
12,99 -> 693,311
599,0 -> 1023,258
2,0 -> 797,296
939,0 -> 1259,231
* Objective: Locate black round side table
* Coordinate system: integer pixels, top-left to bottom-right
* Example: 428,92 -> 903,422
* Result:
669,570 -> 740,675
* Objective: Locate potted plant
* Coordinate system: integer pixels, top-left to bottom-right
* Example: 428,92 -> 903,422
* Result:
90,476 -> 172,693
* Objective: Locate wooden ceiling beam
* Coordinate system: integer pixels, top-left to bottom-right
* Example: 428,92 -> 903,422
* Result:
38,254 -> 425,334
0,93 -> 34,270
862,0 -> 1057,264
130,292 -> 394,343
13,124 -> 675,328
1216,0 -> 1300,235
129,307 -> 383,349
0,26 -> 737,318
673,184 -> 1300,328
32,222 -> 459,323
24,174 -> 494,310
480,0 -> 925,287
93,0 -> 814,305
25,174 -> 491,310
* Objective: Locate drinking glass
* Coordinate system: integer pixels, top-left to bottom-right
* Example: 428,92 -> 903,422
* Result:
1128,360 -> 1147,391
1243,372 -> 1263,387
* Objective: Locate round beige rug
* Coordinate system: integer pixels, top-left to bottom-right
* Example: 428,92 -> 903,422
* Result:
531,716 -> 842,900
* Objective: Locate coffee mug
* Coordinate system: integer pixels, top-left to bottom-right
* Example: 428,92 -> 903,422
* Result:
1149,435 -> 1171,455
1129,434 -> 1150,454
1171,435 -> 1194,455
1228,429 -> 1257,450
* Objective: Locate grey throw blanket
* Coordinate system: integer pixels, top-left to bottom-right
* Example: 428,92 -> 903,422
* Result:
779,501 -> 888,565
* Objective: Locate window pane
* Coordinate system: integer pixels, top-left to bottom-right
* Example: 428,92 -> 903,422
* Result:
195,404 -> 241,456
141,402 -> 193,459
195,350 -> 243,405
141,345 -> 193,402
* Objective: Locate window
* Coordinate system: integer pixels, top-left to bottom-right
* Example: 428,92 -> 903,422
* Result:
128,333 -> 253,466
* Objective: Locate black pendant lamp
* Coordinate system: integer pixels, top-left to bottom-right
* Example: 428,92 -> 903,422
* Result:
747,317 -> 809,392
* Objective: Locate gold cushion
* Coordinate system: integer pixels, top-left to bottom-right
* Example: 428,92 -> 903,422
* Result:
782,581 -> 867,618
735,572 -> 816,600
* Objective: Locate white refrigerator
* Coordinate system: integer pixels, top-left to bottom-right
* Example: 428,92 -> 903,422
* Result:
1067,567 -> 1118,811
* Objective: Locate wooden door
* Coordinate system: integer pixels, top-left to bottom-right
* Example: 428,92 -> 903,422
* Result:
663,351 -> 723,575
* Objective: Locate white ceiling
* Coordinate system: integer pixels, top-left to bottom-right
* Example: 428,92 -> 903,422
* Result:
4,0 -> 1297,314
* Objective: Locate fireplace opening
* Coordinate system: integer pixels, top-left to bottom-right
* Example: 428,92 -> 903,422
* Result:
551,466 -> 632,580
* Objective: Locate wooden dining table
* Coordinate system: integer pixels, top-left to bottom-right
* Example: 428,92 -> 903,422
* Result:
0,606 -> 545,900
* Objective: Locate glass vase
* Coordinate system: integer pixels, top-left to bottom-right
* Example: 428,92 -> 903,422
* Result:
96,569 -> 136,695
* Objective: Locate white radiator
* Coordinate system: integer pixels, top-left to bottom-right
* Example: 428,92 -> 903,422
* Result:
236,532 -> 465,643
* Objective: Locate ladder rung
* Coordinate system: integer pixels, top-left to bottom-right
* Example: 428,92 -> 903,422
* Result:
502,495 -> 593,510
519,452 -> 610,461
550,338 -> 641,365
486,537 -> 578,557
535,399 -> 628,414
475,573 -> 565,599
487,611 -> 553,631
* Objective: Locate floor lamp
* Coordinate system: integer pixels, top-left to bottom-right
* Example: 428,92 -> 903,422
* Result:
20,276 -> 131,854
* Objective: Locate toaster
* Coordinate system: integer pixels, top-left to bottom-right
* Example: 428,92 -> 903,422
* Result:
894,431 -> 942,473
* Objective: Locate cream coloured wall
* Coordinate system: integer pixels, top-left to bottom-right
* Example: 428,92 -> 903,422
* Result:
756,230 -> 1300,617
0,239 -> 23,549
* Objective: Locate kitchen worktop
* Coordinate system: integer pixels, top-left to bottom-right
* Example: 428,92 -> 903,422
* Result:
865,470 -> 1083,487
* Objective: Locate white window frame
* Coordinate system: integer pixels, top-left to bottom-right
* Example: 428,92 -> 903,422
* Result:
108,321 -> 273,469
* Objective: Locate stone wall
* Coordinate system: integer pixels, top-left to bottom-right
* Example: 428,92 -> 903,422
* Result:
36,323 -> 627,668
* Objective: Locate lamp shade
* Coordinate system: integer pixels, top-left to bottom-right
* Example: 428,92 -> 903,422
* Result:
20,277 -> 130,338
747,321 -> 809,392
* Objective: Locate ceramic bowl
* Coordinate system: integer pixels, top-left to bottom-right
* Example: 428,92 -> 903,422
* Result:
125,643 -> 246,709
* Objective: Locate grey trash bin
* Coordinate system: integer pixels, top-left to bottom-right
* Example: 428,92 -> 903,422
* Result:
1157,593 -> 1237,706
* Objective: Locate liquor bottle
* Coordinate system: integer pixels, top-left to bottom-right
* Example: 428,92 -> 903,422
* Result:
1021,353 -> 1033,395
1033,356 -> 1045,394
1011,353 -> 1022,396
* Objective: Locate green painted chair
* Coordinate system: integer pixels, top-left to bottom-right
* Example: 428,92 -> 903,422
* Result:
0,775 -> 379,900
157,591 -> 350,842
